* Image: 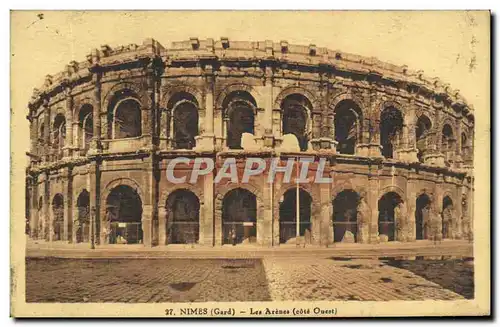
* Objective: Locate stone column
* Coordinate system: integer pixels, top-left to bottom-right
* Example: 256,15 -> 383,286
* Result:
141,66 -> 154,148
200,172 -> 214,246
29,179 -> 38,239
62,167 -> 72,242
356,93 -> 383,157
316,83 -> 336,150
432,187 -> 443,241
88,162 -> 101,245
254,107 -> 265,148
48,202 -> 55,242
63,88 -> 74,158
72,205 -> 79,244
43,99 -> 51,162
214,193 -> 223,246
72,121 -> 80,153
322,110 -> 337,151
319,181 -> 333,246
310,112 -> 323,150
406,181 -> 417,242
90,71 -> 102,152
141,155 -> 156,247
154,67 -> 161,147
368,174 -> 380,243
160,110 -> 168,138
29,116 -> 38,158
455,120 -> 464,167
260,179 -> 273,247
464,130 -> 474,167
196,66 -> 216,151
425,109 -> 446,166
394,202 -> 406,242
454,191 -> 463,239
165,108 -> 173,148
395,102 -> 418,163
41,172 -> 50,241
158,205 -> 167,246
142,204 -> 153,247
272,179 -> 281,246
263,67 -> 274,148
39,173 -> 47,240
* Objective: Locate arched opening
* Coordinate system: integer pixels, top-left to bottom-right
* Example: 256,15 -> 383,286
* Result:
76,190 -> 90,243
107,90 -> 142,139
281,94 -> 311,151
105,185 -> 143,244
222,188 -> 257,244
415,194 -> 431,240
442,124 -> 454,166
52,114 -> 66,159
279,188 -> 312,244
224,91 -> 256,150
442,196 -> 454,239
333,190 -> 360,242
78,104 -> 93,153
169,92 -> 199,150
416,115 -> 432,163
378,192 -> 403,241
52,193 -> 64,241
334,100 -> 362,155
166,189 -> 200,244
380,107 -> 403,158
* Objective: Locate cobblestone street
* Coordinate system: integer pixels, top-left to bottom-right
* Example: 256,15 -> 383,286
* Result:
26,256 -> 472,302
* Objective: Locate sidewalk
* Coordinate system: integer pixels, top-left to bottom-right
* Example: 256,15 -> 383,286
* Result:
26,238 -> 473,259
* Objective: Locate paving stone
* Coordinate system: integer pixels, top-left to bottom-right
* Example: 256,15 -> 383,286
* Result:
25,257 -> 467,302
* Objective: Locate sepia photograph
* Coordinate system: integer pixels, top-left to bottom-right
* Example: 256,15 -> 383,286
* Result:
10,10 -> 490,317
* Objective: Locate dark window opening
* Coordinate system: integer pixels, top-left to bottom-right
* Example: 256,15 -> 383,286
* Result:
380,107 -> 403,159
222,188 -> 257,244
333,190 -> 360,242
166,190 -> 200,244
279,188 -> 312,244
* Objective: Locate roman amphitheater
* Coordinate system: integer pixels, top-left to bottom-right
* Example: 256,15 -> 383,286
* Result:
25,38 -> 474,247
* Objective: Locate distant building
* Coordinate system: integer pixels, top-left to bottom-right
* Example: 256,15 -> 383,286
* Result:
25,38 -> 474,246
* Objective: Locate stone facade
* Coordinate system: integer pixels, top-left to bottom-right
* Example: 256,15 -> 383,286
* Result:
25,38 -> 474,247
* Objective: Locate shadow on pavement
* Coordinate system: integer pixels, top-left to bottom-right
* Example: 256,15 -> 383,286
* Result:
26,257 -> 272,302
384,257 -> 474,299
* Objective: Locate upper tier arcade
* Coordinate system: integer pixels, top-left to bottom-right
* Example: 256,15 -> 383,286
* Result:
26,37 -> 474,173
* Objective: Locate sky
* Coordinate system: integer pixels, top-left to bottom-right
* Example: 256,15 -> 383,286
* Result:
11,11 -> 490,164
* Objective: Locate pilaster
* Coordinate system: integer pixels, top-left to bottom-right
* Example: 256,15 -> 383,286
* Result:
260,178 -> 273,247
195,65 -> 216,151
63,88 -> 74,158
319,181 -> 333,246
158,206 -> 167,245
89,67 -> 102,153
142,204 -> 153,247
367,169 -> 381,243
262,67 -> 275,149
201,172 -> 214,246
214,192 -> 223,246
62,167 -> 72,242
43,99 -> 51,162
72,206 -> 79,244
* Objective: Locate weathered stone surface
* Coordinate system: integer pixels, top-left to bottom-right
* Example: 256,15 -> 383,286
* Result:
341,231 -> 355,243
379,234 -> 389,243
25,38 -> 474,248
